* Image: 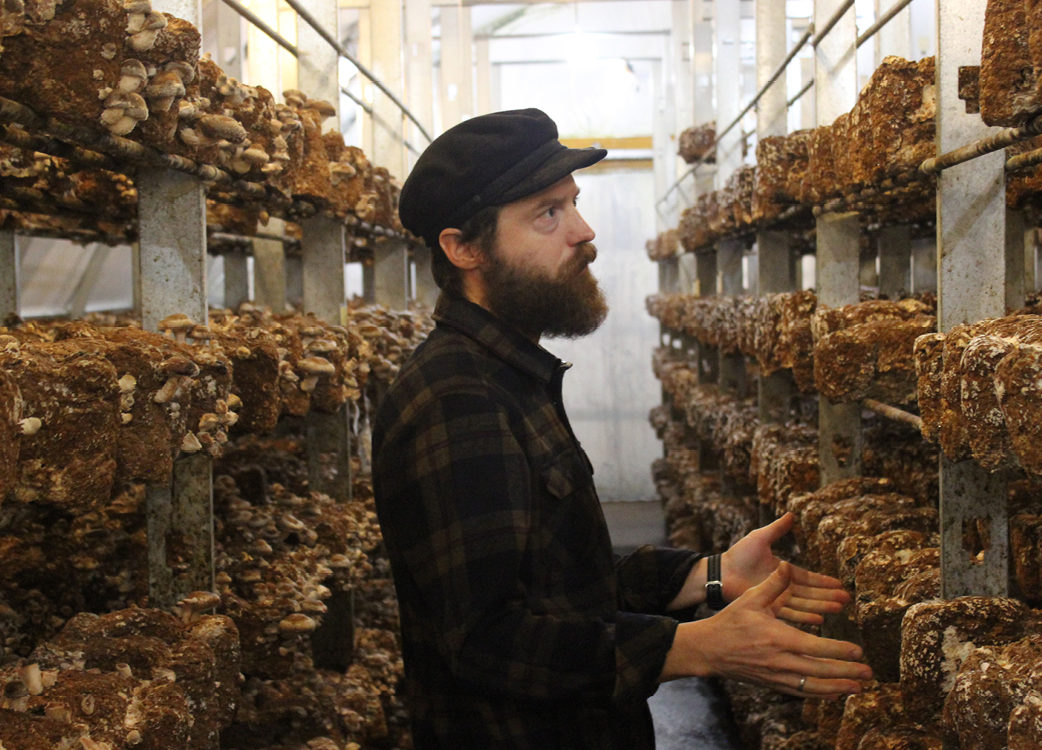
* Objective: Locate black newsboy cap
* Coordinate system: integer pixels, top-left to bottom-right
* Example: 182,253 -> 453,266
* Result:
398,108 -> 606,248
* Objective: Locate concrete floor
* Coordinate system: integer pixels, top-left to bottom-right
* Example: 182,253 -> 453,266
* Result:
602,501 -> 741,749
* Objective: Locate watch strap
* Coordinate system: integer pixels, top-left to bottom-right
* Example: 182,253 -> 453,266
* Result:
705,553 -> 725,610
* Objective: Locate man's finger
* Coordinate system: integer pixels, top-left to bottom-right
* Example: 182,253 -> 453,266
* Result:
758,512 -> 795,545
783,593 -> 848,614
744,560 -> 793,607
788,565 -> 845,590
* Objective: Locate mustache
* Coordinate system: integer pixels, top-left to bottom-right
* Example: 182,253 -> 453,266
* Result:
561,242 -> 598,277
577,242 -> 597,265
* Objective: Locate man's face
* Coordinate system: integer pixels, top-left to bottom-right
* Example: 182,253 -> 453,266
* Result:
479,175 -> 608,339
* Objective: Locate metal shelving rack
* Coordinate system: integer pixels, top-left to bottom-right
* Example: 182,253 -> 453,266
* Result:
0,0 -> 422,608
654,0 -> 1041,599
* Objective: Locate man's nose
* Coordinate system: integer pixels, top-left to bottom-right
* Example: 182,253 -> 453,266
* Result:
569,210 -> 596,245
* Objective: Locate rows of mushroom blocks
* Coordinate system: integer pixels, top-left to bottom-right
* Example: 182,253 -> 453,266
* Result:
0,305 -> 433,749
0,0 -> 402,241
667,45 -> 1042,258
648,296 -> 1042,748
0,304 -> 432,503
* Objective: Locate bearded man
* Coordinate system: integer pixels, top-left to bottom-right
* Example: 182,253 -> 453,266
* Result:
372,109 -> 871,750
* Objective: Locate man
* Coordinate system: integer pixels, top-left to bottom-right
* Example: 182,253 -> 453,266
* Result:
372,108 -> 871,749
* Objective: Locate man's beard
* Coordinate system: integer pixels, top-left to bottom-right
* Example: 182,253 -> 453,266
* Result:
483,242 -> 608,339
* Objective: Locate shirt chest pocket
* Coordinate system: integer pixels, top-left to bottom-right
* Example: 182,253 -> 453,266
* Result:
539,446 -> 594,500
532,446 -> 611,600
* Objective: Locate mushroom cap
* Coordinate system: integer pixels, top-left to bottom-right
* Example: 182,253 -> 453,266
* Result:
330,161 -> 357,178
123,92 -> 149,120
180,432 -> 203,453
178,590 -> 221,611
282,88 -> 307,106
188,324 -> 213,340
120,58 -> 148,79
145,70 -> 186,99
144,10 -> 168,30
165,60 -> 196,84
158,355 -> 199,377
242,147 -> 270,165
306,339 -> 338,354
198,113 -> 247,144
278,613 -> 317,635
298,356 -> 336,376
159,312 -> 196,331
103,91 -> 136,109
306,98 -> 337,118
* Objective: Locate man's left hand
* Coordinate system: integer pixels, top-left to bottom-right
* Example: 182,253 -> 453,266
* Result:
721,513 -> 849,625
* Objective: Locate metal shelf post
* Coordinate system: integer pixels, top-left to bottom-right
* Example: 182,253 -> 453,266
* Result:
143,0 -> 213,609
253,218 -> 287,312
1,231 -> 18,319
936,0 -> 1009,598
814,0 -> 861,487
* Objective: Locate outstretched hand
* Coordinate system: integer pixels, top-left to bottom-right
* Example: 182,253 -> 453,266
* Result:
721,512 -> 849,625
663,562 -> 872,698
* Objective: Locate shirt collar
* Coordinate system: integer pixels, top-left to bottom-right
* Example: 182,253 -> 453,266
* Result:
432,295 -> 567,384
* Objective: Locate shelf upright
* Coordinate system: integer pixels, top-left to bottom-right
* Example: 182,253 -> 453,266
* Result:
755,0 -> 797,442
141,0 -> 214,609
877,224 -> 912,298
297,0 -> 352,506
694,249 -> 719,476
717,238 -> 746,399
296,0 -> 355,669
714,0 -> 744,400
1,231 -> 18,319
813,0 -> 862,486
223,245 -> 250,310
369,0 -> 410,312
935,0 -> 1009,598
253,218 -> 288,312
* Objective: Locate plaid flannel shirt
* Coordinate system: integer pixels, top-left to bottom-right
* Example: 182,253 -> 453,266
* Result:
373,296 -> 702,749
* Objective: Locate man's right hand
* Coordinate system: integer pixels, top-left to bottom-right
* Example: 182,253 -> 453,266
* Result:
659,562 -> 873,698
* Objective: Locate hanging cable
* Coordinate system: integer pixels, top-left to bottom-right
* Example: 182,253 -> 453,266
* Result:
280,0 -> 433,144
658,23 -> 816,205
787,78 -> 814,108
856,0 -> 915,48
811,0 -> 856,47
221,0 -> 298,55
220,0 -> 429,153
341,86 -> 422,157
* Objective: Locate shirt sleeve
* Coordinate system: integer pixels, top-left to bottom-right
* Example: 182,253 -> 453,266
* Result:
610,547 -> 704,702
615,545 -> 705,615
374,388 -> 678,706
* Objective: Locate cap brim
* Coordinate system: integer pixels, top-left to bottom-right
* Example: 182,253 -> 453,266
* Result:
496,146 -> 607,205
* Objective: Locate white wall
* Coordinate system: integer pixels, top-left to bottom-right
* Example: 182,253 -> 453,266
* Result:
548,167 -> 661,503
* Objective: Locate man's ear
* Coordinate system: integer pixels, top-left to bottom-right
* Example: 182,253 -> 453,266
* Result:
439,228 -> 485,270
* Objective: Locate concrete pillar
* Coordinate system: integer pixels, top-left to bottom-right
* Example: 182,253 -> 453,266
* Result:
297,0 -> 339,117
405,0 -> 435,155
301,216 -> 346,325
370,0 -> 406,181
223,250 -> 250,310
439,6 -> 473,129
1,232 -> 19,319
253,218 -> 287,312
713,0 -> 742,186
373,237 -> 409,310
877,224 -> 912,298
936,0 -> 1008,598
755,0 -> 787,139
138,1 -> 214,610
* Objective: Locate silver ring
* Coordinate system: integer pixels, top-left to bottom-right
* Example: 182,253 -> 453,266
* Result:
798,675 -> 808,691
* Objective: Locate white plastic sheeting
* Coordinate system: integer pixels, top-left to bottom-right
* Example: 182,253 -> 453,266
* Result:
550,166 -> 660,504
17,237 -> 134,319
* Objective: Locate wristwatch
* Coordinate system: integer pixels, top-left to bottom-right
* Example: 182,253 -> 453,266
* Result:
705,553 -> 725,610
